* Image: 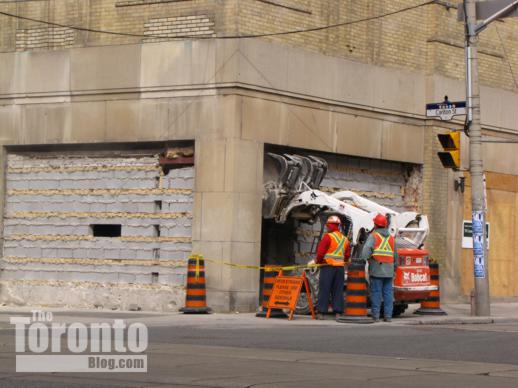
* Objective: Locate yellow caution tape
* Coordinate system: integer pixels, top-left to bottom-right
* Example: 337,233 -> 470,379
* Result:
195,254 -> 201,280
3,254 -> 320,272
197,255 -> 322,272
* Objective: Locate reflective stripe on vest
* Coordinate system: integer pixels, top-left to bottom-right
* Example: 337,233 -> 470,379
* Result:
372,232 -> 395,264
324,231 -> 348,266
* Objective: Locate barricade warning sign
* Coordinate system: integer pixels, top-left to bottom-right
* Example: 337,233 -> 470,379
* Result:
266,273 -> 315,320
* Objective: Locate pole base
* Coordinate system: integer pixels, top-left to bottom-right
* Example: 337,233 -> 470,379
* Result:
255,308 -> 288,318
414,308 -> 447,315
180,306 -> 212,314
336,315 -> 374,324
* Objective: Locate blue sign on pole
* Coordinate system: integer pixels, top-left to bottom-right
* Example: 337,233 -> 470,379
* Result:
474,256 -> 485,278
472,211 -> 486,279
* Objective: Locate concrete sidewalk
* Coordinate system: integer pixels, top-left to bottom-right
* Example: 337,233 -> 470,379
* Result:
0,302 -> 517,327
403,302 -> 518,325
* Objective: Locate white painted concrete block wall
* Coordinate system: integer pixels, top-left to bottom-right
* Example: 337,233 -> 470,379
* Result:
1,153 -> 194,310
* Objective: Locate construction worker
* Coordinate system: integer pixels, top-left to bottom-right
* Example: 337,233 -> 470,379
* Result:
361,213 -> 398,322
315,215 -> 351,319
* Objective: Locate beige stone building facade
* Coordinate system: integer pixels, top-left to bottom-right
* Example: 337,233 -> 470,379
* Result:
0,0 -> 518,311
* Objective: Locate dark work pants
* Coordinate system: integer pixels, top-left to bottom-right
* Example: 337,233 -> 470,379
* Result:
317,265 -> 344,313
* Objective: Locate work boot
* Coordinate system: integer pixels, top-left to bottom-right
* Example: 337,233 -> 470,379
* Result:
316,313 -> 325,320
383,317 -> 392,322
335,313 -> 342,319
372,316 -> 380,322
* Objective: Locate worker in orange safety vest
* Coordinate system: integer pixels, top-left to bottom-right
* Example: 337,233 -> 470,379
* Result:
360,213 -> 398,322
315,215 -> 351,319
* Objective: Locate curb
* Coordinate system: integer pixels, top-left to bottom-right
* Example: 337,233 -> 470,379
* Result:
404,316 -> 518,325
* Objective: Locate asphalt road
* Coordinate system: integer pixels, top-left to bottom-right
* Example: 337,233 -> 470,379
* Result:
147,321 -> 518,365
0,311 -> 517,387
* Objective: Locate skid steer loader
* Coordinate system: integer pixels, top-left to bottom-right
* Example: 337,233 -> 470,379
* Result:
262,152 -> 437,317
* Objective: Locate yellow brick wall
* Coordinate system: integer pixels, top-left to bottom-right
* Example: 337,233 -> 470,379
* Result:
421,125 -> 450,265
0,0 -> 237,50
143,14 -> 215,42
235,0 -> 518,93
16,26 -> 75,51
2,1 -> 518,92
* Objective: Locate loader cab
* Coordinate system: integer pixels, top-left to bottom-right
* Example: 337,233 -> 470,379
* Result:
310,211 -> 353,255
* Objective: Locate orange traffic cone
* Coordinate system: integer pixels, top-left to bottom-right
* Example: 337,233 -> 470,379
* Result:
180,255 -> 212,314
256,265 -> 287,318
337,260 -> 373,324
414,262 -> 446,315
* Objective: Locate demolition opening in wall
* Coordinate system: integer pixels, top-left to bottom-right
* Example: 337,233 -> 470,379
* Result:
259,144 -> 423,305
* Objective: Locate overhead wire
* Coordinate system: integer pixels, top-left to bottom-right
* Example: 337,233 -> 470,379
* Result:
0,0 -> 438,41
494,25 -> 518,92
0,0 -> 439,140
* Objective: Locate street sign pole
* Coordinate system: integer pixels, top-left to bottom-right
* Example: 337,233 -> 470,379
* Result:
465,0 -> 490,316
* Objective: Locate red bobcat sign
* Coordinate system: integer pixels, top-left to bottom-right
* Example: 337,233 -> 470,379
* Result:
396,267 -> 430,287
393,248 -> 435,302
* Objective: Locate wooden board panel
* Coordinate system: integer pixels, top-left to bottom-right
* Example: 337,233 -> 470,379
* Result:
462,173 -> 518,297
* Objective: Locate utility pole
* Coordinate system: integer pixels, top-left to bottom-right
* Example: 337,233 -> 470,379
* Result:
456,0 -> 518,316
465,0 -> 490,316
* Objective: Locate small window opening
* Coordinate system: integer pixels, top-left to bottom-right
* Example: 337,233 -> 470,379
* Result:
153,225 -> 161,237
154,200 -> 162,211
151,272 -> 159,284
91,224 -> 121,237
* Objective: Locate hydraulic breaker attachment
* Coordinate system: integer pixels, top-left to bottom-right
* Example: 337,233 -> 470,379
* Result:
281,154 -> 305,189
290,155 -> 328,189
263,153 -> 303,219
262,153 -> 328,220
307,156 -> 327,189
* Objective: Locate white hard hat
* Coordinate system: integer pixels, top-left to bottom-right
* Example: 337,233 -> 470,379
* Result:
326,215 -> 341,224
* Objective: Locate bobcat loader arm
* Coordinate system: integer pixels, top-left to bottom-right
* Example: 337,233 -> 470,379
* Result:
331,191 -> 429,248
263,153 -> 429,248
277,189 -> 374,245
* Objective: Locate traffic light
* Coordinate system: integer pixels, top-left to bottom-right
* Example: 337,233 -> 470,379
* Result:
437,131 -> 460,169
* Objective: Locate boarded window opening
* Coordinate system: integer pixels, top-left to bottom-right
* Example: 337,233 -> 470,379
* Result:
91,224 -> 122,237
